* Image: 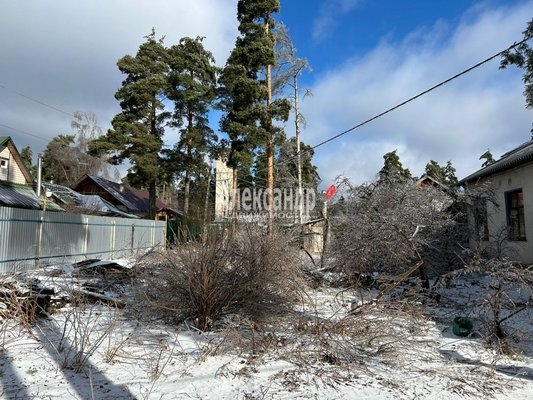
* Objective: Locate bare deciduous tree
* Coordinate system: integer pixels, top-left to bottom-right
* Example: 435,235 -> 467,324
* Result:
330,177 -> 466,288
42,111 -> 118,186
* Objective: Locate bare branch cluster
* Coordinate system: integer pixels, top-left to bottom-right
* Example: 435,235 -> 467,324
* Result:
330,179 -> 466,283
130,224 -> 305,331
442,256 -> 533,354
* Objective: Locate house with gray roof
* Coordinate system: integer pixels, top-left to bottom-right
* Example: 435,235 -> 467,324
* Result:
458,139 -> 533,263
72,175 -> 181,220
41,181 -> 139,218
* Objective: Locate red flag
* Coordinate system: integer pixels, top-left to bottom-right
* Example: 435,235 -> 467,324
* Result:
325,184 -> 336,199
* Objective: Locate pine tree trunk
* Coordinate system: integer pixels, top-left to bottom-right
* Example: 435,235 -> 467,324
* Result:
232,167 -> 238,227
184,111 -> 194,217
183,171 -> 190,241
202,166 -> 211,243
184,172 -> 190,217
294,74 -> 303,226
266,20 -> 274,228
149,98 -> 158,220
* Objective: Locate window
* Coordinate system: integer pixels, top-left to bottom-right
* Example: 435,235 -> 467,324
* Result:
0,158 -> 7,180
474,197 -> 489,240
506,189 -> 526,240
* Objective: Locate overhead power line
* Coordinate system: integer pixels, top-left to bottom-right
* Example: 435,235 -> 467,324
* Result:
0,122 -> 49,142
309,37 -> 531,152
0,83 -> 75,118
268,36 -> 532,181
218,36 -> 531,192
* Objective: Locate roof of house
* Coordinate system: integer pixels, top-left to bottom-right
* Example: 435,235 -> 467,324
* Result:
0,181 -> 63,211
72,175 -> 169,213
458,140 -> 533,185
416,174 -> 449,189
0,136 -> 33,184
42,182 -> 140,218
155,207 -> 183,218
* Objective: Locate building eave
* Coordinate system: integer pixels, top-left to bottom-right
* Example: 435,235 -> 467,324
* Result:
458,140 -> 533,186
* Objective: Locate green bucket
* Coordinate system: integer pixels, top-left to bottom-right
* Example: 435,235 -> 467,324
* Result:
452,317 -> 473,337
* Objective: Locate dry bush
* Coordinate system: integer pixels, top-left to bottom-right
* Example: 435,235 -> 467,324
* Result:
0,281 -> 36,351
130,224 -> 305,331
0,276 -> 54,332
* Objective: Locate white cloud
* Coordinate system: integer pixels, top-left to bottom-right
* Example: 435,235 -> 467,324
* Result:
301,1 -> 533,187
312,0 -> 363,42
1,0 -> 532,191
0,0 -> 238,153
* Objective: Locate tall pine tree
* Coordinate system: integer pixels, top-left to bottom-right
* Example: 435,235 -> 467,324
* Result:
378,150 -> 412,184
219,0 -> 290,215
165,36 -> 218,217
424,159 -> 457,185
89,30 -> 170,218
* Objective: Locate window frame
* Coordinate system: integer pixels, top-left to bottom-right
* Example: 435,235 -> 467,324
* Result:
506,189 -> 526,241
473,196 -> 489,241
0,158 -> 8,169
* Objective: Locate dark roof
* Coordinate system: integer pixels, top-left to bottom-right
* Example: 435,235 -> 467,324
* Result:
42,182 -> 139,218
156,207 -> 183,218
458,140 -> 533,185
42,182 -> 79,205
73,175 -> 168,213
0,181 -> 63,211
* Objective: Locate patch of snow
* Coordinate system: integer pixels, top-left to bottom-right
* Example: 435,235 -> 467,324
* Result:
1,260 -> 533,399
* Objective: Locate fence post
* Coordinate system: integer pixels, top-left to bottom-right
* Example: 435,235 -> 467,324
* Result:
130,223 -> 135,254
83,217 -> 89,260
35,213 -> 44,267
111,220 -> 116,258
151,221 -> 155,247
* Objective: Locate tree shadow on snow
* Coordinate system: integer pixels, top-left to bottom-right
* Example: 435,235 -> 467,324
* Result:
0,351 -> 32,399
34,317 -> 137,399
439,349 -> 533,382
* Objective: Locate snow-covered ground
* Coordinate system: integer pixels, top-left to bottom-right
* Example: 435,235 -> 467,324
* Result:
1,259 -> 532,399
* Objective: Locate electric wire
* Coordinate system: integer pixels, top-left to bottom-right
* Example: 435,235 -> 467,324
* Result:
310,38 -> 529,152
220,38 -> 531,191
262,36 -> 532,186
227,36 -> 529,191
1,37 -> 529,190
0,83 -> 77,143
0,83 -> 75,118
0,122 -> 49,142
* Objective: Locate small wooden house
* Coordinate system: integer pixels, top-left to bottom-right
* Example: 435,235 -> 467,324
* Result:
0,136 -> 32,185
72,175 -> 179,220
0,136 -> 62,211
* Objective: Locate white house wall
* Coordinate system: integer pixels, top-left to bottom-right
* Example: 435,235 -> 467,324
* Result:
0,146 -> 27,185
214,159 -> 233,221
471,161 -> 533,263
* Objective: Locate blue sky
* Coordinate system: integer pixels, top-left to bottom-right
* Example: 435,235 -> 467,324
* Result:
1,0 -> 532,188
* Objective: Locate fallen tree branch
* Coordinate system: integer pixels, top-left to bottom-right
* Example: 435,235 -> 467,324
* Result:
70,288 -> 124,308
